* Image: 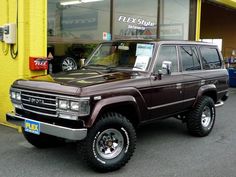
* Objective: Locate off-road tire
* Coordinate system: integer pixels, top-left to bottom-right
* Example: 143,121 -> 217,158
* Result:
187,96 -> 215,137
78,112 -> 136,172
22,128 -> 64,148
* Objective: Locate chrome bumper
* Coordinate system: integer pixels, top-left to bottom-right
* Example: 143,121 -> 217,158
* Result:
6,113 -> 87,141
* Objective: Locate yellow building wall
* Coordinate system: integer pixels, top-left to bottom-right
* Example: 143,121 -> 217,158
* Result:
0,0 -> 47,127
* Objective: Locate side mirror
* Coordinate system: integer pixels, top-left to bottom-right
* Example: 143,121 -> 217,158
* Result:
152,61 -> 172,81
161,61 -> 172,75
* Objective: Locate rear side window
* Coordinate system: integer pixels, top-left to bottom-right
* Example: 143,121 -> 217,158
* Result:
200,47 -> 222,70
180,46 -> 201,71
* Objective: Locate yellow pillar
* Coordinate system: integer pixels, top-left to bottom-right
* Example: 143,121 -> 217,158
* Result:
0,0 -> 47,128
195,0 -> 202,41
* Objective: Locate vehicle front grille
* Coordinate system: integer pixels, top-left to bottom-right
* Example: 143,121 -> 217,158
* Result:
21,90 -> 57,117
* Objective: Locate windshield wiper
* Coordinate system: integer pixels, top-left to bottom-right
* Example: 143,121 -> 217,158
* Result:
106,66 -> 143,73
86,64 -> 120,71
132,66 -> 144,70
84,64 -> 142,73
85,64 -> 108,68
83,64 -> 117,73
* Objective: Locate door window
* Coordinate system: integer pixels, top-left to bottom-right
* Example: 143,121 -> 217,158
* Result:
155,45 -> 178,73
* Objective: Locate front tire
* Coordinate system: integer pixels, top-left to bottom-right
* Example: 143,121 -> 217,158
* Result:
79,112 -> 136,172
187,96 -> 215,137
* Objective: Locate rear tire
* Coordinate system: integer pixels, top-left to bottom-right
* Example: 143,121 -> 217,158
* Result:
78,112 -> 136,172
22,128 -> 64,148
187,96 -> 215,137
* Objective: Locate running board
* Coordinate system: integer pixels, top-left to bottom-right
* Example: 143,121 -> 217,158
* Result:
215,100 -> 224,108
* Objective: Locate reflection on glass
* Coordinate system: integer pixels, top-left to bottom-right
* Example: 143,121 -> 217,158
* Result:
87,42 -> 154,71
47,0 -> 110,73
48,0 -> 110,42
159,0 -> 190,40
114,0 -> 157,39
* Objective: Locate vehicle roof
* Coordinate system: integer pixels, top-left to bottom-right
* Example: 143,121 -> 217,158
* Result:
104,39 -> 218,47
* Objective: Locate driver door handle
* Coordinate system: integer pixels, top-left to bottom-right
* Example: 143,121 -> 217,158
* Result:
176,83 -> 182,89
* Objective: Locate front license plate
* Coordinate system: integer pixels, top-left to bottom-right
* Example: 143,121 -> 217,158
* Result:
24,120 -> 40,135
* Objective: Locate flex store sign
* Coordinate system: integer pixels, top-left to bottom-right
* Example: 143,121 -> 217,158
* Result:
118,15 -> 155,30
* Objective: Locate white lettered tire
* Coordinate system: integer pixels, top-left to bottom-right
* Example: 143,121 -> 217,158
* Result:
78,112 -> 136,172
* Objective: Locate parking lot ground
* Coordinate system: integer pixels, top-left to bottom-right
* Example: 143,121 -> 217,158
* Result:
0,88 -> 236,177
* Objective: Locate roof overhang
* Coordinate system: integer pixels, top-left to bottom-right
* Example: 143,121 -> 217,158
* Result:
210,0 -> 236,9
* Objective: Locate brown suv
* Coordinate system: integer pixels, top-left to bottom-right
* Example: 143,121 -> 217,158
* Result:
7,40 -> 229,172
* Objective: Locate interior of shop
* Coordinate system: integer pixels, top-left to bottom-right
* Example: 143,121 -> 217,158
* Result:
201,0 -> 236,67
47,0 -> 195,73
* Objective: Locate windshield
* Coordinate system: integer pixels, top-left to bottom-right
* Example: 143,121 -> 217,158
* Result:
86,42 -> 154,71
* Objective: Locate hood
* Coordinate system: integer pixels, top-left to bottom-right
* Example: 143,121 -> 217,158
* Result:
12,69 -> 142,96
52,69 -> 139,87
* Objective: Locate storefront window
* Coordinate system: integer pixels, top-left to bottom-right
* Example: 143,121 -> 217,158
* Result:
159,0 -> 190,40
47,0 -> 110,73
48,0 -> 110,42
47,0 -> 195,73
114,0 -> 158,39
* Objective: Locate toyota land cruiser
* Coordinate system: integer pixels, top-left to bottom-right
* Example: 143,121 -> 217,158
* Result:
7,40 -> 229,172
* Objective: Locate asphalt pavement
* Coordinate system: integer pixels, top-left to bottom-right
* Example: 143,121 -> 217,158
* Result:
0,88 -> 236,177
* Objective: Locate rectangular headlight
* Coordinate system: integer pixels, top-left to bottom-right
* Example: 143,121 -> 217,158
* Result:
16,92 -> 21,100
70,101 -> 80,111
11,91 -> 16,99
10,90 -> 21,101
57,97 -> 90,117
58,100 -> 70,109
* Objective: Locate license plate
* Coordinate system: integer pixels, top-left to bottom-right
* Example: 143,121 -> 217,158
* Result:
24,120 -> 40,135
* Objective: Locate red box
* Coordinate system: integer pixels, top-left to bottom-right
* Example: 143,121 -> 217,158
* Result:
29,57 -> 48,71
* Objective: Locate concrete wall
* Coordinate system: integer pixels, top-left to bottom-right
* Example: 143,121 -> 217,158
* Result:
200,2 -> 236,58
0,0 -> 47,127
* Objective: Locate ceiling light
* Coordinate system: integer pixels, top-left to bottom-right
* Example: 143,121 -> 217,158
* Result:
60,0 -> 103,6
81,0 -> 104,3
60,1 -> 82,6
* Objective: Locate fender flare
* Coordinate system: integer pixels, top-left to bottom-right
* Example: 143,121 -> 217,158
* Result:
85,96 -> 141,128
194,84 -> 217,106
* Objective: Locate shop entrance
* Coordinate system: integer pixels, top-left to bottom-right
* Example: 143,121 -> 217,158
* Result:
201,1 -> 236,60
